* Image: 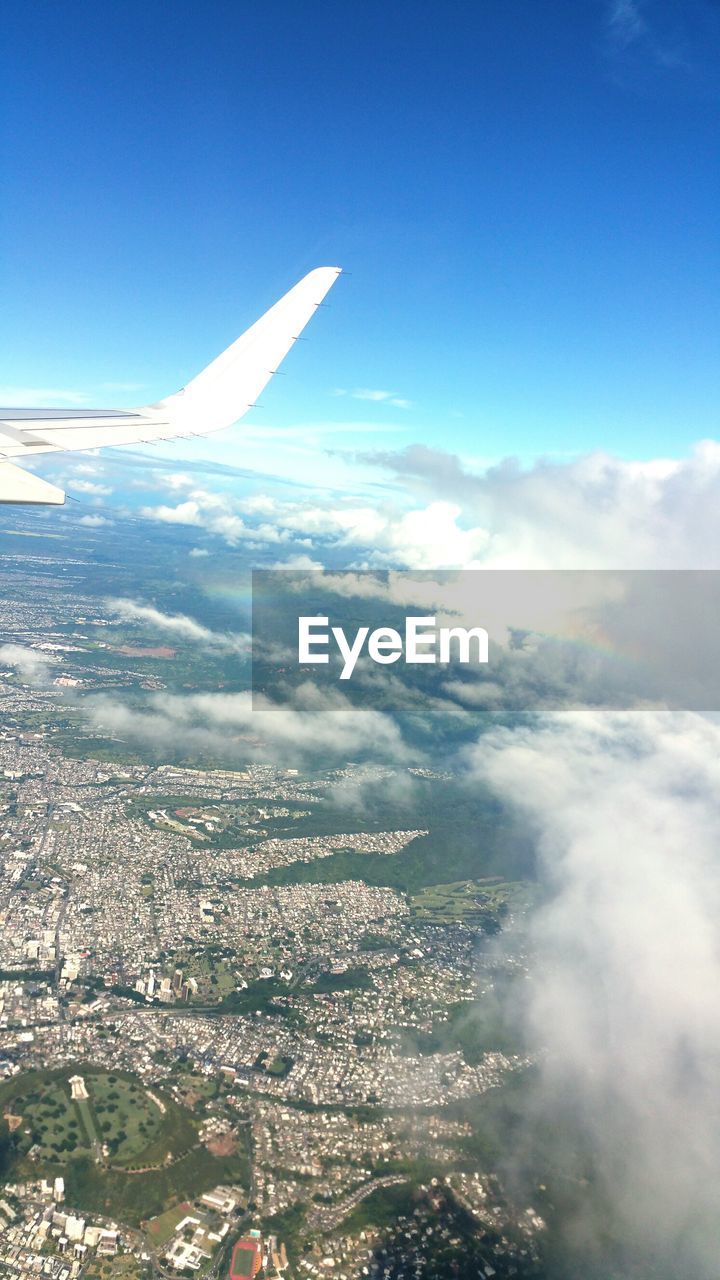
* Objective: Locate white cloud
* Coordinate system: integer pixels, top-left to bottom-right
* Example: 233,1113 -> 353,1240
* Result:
141,499 -> 203,527
86,684 -> 409,769
107,598 -> 215,642
269,553 -> 325,570
352,388 -> 397,402
71,479 -> 113,496
139,482 -> 489,568
334,388 -> 413,409
364,440 -> 720,569
0,644 -> 55,683
604,0 -> 695,73
161,472 -> 196,491
78,514 -> 110,527
74,462 -> 104,476
105,597 -> 249,654
132,435 -> 720,571
141,490 -> 282,547
467,710 -> 720,1273
607,0 -> 647,46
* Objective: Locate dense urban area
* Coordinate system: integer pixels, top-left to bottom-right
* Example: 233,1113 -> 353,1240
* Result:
0,517 -> 546,1280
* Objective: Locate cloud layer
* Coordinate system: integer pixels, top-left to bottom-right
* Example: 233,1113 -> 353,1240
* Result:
467,710 -> 720,1276
86,684 -> 410,769
105,598 -> 250,654
128,439 -> 720,571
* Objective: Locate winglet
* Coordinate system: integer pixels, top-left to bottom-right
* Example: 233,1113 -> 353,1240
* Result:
153,266 -> 342,434
0,463 -> 65,505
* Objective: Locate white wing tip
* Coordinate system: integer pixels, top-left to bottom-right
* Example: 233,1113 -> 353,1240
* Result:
308,265 -> 343,280
0,463 -> 66,505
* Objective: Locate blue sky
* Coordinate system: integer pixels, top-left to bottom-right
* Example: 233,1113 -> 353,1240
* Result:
1,0 -> 718,482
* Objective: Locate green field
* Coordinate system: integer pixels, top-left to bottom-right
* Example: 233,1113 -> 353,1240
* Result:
342,1181 -> 420,1233
0,1068 -> 194,1168
2,1077 -> 84,1160
125,795 -> 311,850
310,966 -> 374,994
146,1201 -> 194,1244
62,1145 -> 249,1224
0,1066 -> 249,1225
409,879 -> 530,928
84,1257 -> 144,1280
236,790 -> 535,895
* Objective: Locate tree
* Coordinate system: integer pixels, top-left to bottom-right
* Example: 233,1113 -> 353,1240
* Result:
0,1119 -> 15,1176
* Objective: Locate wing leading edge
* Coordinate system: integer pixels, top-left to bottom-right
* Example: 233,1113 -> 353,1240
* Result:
0,265 -> 342,505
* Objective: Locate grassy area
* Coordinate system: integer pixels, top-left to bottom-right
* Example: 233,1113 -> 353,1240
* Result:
1,1077 -> 84,1160
238,801 -> 534,895
409,878 -> 525,928
61,1145 -> 250,1224
215,978 -> 296,1016
146,1201 -> 194,1245
310,967 -> 374,994
265,1055 -> 294,1078
342,1181 -> 420,1233
84,1257 -> 144,1280
0,1065 -> 248,1223
75,1097 -> 100,1150
182,950 -> 238,1001
125,795 -> 312,850
167,1069 -> 219,1107
95,1076 -> 159,1162
0,1068 -> 196,1169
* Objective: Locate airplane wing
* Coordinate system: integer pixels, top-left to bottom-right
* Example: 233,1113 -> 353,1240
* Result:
0,265 -> 342,505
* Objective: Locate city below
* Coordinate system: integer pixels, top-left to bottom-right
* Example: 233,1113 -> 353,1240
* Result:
0,515 -> 544,1280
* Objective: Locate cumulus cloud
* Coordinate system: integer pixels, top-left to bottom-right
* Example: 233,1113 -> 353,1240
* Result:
269,553 -> 325,570
140,491 -> 258,545
363,440 -> 720,569
78,514 -> 110,527
161,472 -> 196,491
105,598 -> 249,654
85,684 -> 410,769
140,484 -> 490,567
133,438 -> 720,571
74,462 -> 105,476
141,499 -> 204,527
0,644 -> 55,684
70,479 -> 113,496
466,711 -> 720,1276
